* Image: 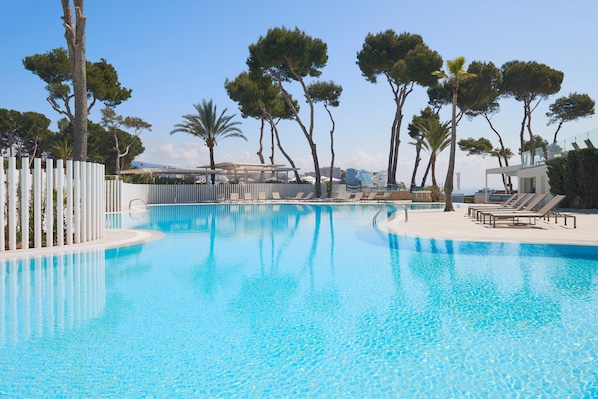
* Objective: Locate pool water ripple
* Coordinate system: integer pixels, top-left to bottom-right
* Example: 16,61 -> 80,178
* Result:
1,203 -> 597,397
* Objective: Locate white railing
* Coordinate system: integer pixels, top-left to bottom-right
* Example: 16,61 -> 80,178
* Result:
0,157 -> 105,253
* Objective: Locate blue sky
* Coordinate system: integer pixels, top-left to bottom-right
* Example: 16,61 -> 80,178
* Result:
1,0 -> 597,191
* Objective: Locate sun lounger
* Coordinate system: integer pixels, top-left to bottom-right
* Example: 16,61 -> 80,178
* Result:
317,191 -> 330,201
350,192 -> 364,201
485,195 -> 566,228
300,192 -> 315,201
258,192 -> 267,201
272,192 -> 282,200
471,193 -> 534,220
478,193 -> 547,223
333,192 -> 351,202
377,191 -> 392,202
467,193 -> 521,217
288,192 -> 305,200
244,192 -> 253,201
229,192 -> 239,202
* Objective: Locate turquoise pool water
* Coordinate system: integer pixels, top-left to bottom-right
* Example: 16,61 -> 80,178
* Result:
1,203 -> 598,397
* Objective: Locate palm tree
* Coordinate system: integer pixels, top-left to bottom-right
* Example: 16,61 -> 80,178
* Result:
50,136 -> 73,162
171,99 -> 246,184
413,118 -> 451,189
433,57 -> 476,211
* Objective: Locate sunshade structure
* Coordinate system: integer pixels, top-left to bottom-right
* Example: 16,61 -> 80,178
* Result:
119,167 -> 228,180
484,165 -> 521,201
119,162 -> 299,183
196,162 -> 300,183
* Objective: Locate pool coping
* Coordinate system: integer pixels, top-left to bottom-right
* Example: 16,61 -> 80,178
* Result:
0,229 -> 165,260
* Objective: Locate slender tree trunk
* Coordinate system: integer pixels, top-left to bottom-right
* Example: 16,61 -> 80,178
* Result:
272,124 -> 301,183
552,120 -> 564,143
275,71 -> 321,196
518,106 -> 528,163
257,115 -> 265,181
324,103 -> 336,197
113,131 -> 121,175
430,156 -> 437,187
444,87 -> 458,212
264,110 -> 301,183
482,113 -> 512,192
257,116 -> 265,164
386,126 -> 397,187
420,158 -> 431,188
209,146 -> 216,184
61,0 -> 88,161
384,80 -> 411,187
409,142 -> 422,192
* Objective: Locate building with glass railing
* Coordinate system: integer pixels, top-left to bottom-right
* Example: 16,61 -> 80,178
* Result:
483,128 -> 597,202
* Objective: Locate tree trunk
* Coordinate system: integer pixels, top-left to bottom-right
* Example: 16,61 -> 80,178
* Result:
257,115 -> 265,181
61,0 -> 88,161
409,142 -> 422,192
272,123 -> 301,183
325,104 -> 336,198
256,116 -> 265,164
518,106 -> 528,164
264,110 -> 301,183
420,158 -> 432,188
482,113 -> 513,193
276,72 -> 321,196
209,146 -> 216,184
444,88 -> 458,212
430,156 -> 437,187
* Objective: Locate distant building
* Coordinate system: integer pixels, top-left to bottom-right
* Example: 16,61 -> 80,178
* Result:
319,166 -> 341,179
346,168 -> 358,184
371,170 -> 388,188
358,169 -> 374,187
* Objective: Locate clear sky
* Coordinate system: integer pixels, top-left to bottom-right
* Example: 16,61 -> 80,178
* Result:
1,0 -> 597,192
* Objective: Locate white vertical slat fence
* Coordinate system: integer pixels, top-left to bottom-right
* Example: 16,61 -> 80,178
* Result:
0,157 -> 105,252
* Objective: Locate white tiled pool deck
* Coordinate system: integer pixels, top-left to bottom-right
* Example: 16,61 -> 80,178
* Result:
385,205 -> 598,247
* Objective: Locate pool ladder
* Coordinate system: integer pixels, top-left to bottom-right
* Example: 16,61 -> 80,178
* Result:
372,203 -> 408,228
129,198 -> 148,210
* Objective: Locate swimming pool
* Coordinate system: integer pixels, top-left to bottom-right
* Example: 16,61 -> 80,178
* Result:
1,203 -> 597,397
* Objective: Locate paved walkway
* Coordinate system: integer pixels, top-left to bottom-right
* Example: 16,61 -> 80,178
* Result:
384,205 -> 598,247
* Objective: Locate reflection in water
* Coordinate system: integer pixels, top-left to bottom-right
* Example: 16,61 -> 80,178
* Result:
2,204 -> 598,397
0,249 -> 105,346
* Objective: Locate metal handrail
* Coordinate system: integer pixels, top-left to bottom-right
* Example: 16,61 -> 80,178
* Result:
129,198 -> 148,209
372,203 -> 408,228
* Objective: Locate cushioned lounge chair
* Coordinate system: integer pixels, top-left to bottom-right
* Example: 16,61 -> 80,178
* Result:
467,193 -> 521,217
377,191 -> 392,202
316,191 -> 330,201
333,192 -> 350,202
486,195 -> 566,228
350,192 -> 364,201
478,193 -> 547,223
300,192 -> 315,201
288,192 -> 305,200
471,193 -> 534,220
